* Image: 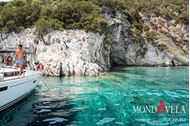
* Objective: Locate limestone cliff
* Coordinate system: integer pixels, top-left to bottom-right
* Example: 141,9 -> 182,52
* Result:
0,28 -> 110,76
0,13 -> 188,76
104,11 -> 188,66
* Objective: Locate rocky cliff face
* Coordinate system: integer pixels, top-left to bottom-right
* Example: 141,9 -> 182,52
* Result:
0,28 -> 110,76
104,11 -> 188,66
0,12 -> 188,76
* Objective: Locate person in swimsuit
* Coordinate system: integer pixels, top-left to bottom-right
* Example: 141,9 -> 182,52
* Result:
16,44 -> 26,75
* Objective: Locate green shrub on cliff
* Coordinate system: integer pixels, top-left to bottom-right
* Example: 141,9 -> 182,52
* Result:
92,0 -> 126,12
159,43 -> 169,51
52,0 -> 107,32
0,0 -> 41,32
0,0 -> 108,33
125,0 -> 188,23
0,0 -> 188,34
146,31 -> 157,39
35,17 -> 63,34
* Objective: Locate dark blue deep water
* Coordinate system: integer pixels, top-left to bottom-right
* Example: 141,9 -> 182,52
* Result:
0,67 -> 189,126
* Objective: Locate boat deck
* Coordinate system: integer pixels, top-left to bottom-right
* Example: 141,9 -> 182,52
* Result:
0,67 -> 20,73
0,67 -> 41,81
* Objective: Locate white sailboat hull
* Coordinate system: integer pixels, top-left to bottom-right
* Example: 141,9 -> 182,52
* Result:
0,72 -> 42,111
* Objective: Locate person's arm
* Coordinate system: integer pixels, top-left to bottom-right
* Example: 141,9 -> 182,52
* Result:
24,50 -> 27,59
15,50 -> 18,66
15,50 -> 18,57
15,50 -> 18,60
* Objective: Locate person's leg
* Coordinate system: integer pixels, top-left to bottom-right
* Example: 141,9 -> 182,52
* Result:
21,64 -> 25,76
19,65 -> 23,75
18,58 -> 25,76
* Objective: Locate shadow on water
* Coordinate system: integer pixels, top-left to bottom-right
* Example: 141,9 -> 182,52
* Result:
27,98 -> 78,126
0,90 -> 37,125
0,88 -> 79,126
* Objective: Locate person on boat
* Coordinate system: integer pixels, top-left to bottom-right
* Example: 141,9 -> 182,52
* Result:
16,43 -> 26,75
3,55 -> 13,66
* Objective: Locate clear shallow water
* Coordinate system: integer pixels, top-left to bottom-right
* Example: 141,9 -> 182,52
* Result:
0,67 -> 189,126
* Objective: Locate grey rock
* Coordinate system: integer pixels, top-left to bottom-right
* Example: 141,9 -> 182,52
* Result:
0,29 -> 109,76
105,11 -> 188,66
0,11 -> 188,76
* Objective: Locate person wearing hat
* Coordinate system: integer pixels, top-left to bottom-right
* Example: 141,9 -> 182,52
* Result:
16,43 -> 26,75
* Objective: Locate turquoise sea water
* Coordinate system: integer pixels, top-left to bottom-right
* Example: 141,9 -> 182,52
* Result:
0,67 -> 189,126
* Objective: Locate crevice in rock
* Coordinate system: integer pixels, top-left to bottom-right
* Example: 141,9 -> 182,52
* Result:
60,62 -> 63,77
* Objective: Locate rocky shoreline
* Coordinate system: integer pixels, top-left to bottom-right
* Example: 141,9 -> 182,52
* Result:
0,13 -> 188,77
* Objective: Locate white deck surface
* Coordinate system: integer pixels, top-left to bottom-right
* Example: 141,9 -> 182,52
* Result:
0,67 -> 20,73
0,67 -> 41,81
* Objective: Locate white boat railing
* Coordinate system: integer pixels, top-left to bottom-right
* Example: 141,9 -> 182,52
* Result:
0,63 -> 6,81
0,47 -> 40,82
0,65 -> 19,80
